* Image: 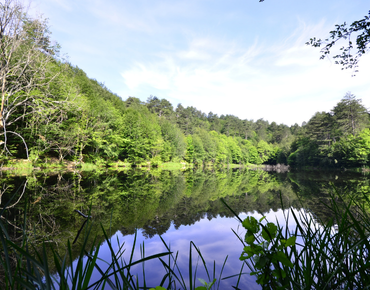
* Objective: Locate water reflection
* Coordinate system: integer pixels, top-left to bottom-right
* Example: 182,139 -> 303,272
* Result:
1,168 -> 369,288
82,215 -> 261,290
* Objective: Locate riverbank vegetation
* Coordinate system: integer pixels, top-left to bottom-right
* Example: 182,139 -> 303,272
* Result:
225,190 -> 370,289
1,1 -> 369,171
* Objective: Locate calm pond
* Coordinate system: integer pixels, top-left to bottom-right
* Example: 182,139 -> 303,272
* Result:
2,168 -> 370,289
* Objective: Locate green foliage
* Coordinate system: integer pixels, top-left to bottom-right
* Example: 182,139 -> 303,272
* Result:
146,95 -> 175,120
257,140 -> 275,164
221,181 -> 370,290
7,0 -> 370,171
194,128 -> 217,163
196,278 -> 216,290
288,94 -> 370,168
332,92 -> 369,136
209,131 -> 228,164
120,108 -> 163,163
192,135 -> 206,166
239,216 -> 295,289
333,128 -> 370,167
159,118 -> 186,162
226,137 -> 242,164
185,135 -> 194,164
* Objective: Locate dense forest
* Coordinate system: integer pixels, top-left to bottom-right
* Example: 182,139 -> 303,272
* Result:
1,2 -> 370,169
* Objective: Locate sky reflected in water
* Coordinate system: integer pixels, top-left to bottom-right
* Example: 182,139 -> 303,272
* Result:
87,208 -> 315,290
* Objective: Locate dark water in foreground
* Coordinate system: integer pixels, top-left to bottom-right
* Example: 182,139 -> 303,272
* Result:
2,168 -> 369,289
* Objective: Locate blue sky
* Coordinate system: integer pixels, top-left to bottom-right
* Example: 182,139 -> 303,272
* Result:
30,0 -> 370,126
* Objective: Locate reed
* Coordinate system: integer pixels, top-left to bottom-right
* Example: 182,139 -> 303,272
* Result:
2,184 -> 370,289
221,184 -> 370,289
0,191 -> 231,290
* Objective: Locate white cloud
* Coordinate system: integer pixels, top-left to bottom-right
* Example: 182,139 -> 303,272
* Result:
119,15 -> 370,126
121,64 -> 171,91
30,0 -> 370,126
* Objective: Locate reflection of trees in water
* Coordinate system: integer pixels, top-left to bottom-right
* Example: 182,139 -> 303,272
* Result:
141,216 -> 172,238
1,168 -> 369,267
287,171 -> 370,224
271,171 -> 368,228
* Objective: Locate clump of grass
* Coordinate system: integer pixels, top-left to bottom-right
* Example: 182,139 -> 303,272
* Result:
78,162 -> 100,171
159,162 -> 185,170
154,237 -> 230,290
1,212 -> 172,289
0,222 -> 231,289
0,187 -> 234,290
222,184 -> 370,289
0,184 -> 172,290
106,161 -> 131,168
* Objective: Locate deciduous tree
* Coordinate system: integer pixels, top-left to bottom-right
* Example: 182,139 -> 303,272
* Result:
0,0 -> 66,158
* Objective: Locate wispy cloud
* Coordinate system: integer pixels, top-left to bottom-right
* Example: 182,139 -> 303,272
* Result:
31,0 -> 370,125
119,13 -> 370,125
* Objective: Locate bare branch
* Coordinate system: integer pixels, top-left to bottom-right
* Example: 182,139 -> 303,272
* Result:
0,0 -> 67,158
0,180 -> 27,210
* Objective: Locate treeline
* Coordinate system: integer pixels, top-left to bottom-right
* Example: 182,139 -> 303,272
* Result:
288,93 -> 370,168
1,58 -> 291,166
123,95 -> 298,165
8,64 -> 294,166
1,1 -> 370,168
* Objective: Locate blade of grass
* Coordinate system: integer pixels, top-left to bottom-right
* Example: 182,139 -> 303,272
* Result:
86,252 -> 172,290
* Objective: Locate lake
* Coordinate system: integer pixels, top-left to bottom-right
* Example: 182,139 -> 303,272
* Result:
1,167 -> 369,289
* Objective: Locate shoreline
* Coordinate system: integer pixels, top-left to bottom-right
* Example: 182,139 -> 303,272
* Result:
0,159 -> 368,175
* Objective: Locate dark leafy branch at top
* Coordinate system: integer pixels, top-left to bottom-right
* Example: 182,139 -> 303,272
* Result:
306,10 -> 370,74
259,1 -> 369,74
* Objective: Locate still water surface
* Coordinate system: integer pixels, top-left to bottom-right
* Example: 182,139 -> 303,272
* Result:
2,168 -> 369,289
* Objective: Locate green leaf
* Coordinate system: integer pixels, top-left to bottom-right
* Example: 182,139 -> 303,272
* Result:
255,256 -> 269,269
242,216 -> 259,233
250,243 -> 264,254
261,222 -> 277,241
240,246 -> 254,260
273,251 -> 293,268
273,269 -> 287,279
245,232 -> 255,244
285,236 -> 296,247
256,273 -> 268,285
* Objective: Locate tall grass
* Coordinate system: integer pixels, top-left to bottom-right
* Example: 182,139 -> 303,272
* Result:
0,190 -> 232,290
3,184 -> 370,289
222,185 -> 370,289
0,193 -> 164,290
